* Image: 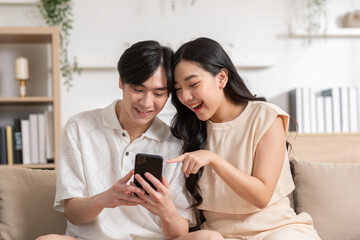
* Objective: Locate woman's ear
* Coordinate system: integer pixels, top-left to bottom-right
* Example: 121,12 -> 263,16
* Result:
217,68 -> 229,89
119,76 -> 124,89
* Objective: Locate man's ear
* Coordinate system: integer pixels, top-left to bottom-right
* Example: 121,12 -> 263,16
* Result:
119,76 -> 124,90
217,68 -> 229,89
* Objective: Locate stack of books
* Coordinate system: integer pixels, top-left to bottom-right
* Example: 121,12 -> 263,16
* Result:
289,87 -> 360,133
0,111 -> 54,165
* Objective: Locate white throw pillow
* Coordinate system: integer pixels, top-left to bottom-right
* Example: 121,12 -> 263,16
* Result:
291,159 -> 360,240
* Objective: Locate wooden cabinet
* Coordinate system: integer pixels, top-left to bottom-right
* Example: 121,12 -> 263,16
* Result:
0,27 -> 60,169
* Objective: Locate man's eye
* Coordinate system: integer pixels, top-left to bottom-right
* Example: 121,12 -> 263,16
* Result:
154,93 -> 165,97
133,87 -> 142,92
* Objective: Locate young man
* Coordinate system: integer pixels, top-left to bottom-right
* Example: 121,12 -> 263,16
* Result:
37,41 -> 193,240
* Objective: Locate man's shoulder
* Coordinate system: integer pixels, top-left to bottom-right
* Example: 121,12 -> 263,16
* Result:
153,117 -> 181,144
64,108 -> 103,130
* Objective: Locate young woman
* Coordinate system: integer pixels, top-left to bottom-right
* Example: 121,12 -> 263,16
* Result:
168,37 -> 321,240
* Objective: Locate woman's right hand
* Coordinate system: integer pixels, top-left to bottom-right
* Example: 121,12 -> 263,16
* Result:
167,150 -> 221,177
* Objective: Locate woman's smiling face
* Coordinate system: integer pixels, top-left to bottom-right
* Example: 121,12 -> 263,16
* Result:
174,60 -> 226,122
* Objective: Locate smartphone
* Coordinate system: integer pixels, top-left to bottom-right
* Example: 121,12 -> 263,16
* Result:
134,153 -> 163,193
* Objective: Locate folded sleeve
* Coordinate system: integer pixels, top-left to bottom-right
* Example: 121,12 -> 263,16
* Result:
54,120 -> 88,212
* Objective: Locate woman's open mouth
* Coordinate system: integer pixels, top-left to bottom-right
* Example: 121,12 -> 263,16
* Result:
191,102 -> 203,112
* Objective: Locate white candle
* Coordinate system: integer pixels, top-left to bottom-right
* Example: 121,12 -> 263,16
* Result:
15,57 -> 29,80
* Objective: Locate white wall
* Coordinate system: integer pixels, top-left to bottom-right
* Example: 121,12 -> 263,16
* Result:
1,0 -> 359,126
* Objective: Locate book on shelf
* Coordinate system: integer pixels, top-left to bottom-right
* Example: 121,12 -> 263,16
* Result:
289,86 -> 360,133
324,96 -> 333,133
21,119 -> 31,165
45,111 -> 54,160
316,94 -> 325,133
349,87 -> 360,132
38,113 -> 46,164
339,87 -> 350,132
0,111 -> 55,166
302,88 -> 311,133
289,87 -> 317,133
14,118 -> 23,164
0,127 -> 7,165
29,114 -> 39,164
321,88 -> 341,132
289,88 -> 303,132
6,126 -> 14,166
309,89 -> 317,133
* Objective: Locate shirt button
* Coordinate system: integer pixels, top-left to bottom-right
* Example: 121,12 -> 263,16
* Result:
125,152 -> 129,156
122,133 -> 126,137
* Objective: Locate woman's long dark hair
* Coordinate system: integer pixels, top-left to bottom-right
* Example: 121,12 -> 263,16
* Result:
171,37 -> 266,208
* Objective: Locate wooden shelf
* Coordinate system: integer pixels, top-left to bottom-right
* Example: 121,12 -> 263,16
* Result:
0,97 -> 54,104
0,0 -> 37,5
79,56 -> 275,70
0,163 -> 55,169
0,27 -> 59,43
290,28 -> 360,38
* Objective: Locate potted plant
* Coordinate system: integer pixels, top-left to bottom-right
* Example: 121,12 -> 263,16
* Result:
38,0 -> 81,91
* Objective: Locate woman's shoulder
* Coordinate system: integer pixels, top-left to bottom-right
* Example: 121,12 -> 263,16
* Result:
249,101 -> 290,134
250,101 -> 289,117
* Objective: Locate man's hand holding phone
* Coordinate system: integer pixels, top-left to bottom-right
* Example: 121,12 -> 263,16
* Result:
134,172 -> 176,218
133,153 -> 177,218
98,170 -> 146,208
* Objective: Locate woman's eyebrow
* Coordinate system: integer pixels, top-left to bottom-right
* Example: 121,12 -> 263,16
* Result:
184,74 -> 198,81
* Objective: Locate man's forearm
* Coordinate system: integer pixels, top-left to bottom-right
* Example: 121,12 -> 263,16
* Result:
64,195 -> 104,225
160,209 -> 189,239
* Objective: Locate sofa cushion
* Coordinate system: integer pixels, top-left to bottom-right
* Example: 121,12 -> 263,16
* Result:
0,167 -> 66,240
291,159 -> 360,240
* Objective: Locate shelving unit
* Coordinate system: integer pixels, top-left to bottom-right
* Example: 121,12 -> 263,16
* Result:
0,27 -> 60,169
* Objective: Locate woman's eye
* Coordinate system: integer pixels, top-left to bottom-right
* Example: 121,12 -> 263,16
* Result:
174,87 -> 182,92
190,82 -> 199,87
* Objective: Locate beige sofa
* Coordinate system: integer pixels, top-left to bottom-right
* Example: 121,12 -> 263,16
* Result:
0,168 -> 66,240
1,157 -> 359,240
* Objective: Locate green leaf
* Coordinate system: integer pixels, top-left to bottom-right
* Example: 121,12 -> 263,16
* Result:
38,0 -> 81,91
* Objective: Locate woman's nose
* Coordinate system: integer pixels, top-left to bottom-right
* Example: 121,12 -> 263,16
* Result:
180,88 -> 193,102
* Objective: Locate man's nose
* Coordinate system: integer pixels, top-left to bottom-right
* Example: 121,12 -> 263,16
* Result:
140,92 -> 153,108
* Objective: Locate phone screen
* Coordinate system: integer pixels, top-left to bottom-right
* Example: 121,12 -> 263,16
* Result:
134,153 -> 163,192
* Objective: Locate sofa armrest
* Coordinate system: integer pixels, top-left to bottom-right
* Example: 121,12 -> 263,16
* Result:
0,167 -> 67,240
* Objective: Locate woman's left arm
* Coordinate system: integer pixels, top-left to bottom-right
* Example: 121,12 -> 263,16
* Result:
167,116 -> 286,209
213,116 -> 286,208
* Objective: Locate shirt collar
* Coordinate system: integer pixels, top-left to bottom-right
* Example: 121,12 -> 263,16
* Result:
141,116 -> 165,142
102,100 -> 165,142
102,100 -> 123,130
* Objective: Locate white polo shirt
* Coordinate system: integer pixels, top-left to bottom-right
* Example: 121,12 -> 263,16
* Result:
54,100 -> 193,240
